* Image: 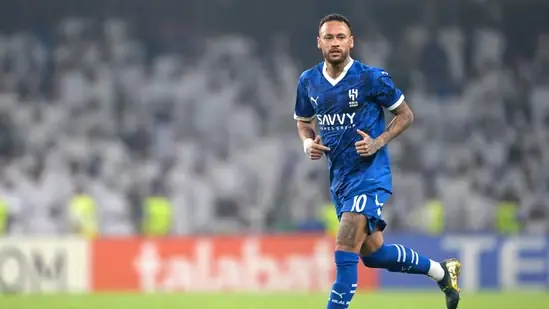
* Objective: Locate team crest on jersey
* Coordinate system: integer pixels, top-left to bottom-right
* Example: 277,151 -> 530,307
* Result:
348,89 -> 358,107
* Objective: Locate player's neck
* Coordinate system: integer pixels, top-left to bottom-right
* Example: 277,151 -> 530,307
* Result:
325,57 -> 352,79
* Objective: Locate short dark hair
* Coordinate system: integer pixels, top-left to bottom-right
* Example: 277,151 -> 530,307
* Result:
319,13 -> 352,33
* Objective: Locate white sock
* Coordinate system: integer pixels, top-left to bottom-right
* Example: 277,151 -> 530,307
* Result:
427,260 -> 445,281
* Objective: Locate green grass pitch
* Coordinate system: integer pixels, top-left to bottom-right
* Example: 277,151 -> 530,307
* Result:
0,291 -> 546,309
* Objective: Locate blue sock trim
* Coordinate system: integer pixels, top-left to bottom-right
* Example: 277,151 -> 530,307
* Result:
335,250 -> 360,264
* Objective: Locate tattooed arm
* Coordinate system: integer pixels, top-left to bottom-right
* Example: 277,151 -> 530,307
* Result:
297,119 -> 316,142
376,101 -> 414,148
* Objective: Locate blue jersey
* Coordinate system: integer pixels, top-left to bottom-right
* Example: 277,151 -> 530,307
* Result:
294,59 -> 404,210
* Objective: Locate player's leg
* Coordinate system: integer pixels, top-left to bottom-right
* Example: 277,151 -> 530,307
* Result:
358,189 -> 461,309
360,231 -> 461,309
326,211 -> 366,309
360,228 -> 442,276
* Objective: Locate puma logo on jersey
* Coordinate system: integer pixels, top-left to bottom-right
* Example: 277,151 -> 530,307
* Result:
310,96 -> 319,106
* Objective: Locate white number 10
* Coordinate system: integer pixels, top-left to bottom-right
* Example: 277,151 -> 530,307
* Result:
351,194 -> 367,212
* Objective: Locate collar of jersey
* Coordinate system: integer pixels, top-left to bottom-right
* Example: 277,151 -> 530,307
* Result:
322,58 -> 354,87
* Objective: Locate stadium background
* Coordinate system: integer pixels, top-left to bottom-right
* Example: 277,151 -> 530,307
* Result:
0,0 -> 548,308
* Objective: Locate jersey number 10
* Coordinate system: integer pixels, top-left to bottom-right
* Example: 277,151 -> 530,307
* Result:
351,194 -> 367,212
351,194 -> 384,216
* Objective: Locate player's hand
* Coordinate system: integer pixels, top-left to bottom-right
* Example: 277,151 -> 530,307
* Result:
355,129 -> 382,157
304,136 -> 330,160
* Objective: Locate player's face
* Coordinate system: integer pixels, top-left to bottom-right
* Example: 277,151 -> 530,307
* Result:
317,21 -> 354,65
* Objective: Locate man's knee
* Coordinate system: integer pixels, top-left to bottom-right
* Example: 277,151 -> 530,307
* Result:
360,228 -> 384,256
335,212 -> 367,252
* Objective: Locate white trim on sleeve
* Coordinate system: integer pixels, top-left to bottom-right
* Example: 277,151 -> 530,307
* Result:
294,113 -> 316,121
387,94 -> 405,111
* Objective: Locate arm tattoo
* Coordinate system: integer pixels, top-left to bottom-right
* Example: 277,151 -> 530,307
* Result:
378,102 -> 414,147
336,213 -> 365,251
297,120 -> 316,140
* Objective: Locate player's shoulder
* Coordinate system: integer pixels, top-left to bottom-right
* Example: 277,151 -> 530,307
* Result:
352,60 -> 391,79
298,62 -> 324,83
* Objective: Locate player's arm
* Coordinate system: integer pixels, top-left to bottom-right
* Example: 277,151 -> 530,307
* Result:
296,118 -> 316,142
293,74 -> 317,143
294,74 -> 330,160
376,99 -> 414,148
356,70 -> 413,156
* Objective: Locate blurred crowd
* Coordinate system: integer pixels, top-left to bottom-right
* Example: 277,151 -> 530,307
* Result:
0,0 -> 548,236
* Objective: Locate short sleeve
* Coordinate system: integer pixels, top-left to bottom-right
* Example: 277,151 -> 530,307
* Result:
372,69 -> 405,111
293,74 -> 315,121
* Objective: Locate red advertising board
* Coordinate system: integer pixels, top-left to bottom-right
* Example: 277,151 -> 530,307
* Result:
92,235 -> 378,292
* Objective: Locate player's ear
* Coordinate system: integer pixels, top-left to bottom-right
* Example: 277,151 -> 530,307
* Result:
317,36 -> 321,49
349,36 -> 354,49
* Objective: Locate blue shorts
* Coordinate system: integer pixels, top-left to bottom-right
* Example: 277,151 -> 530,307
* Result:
332,189 -> 391,234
